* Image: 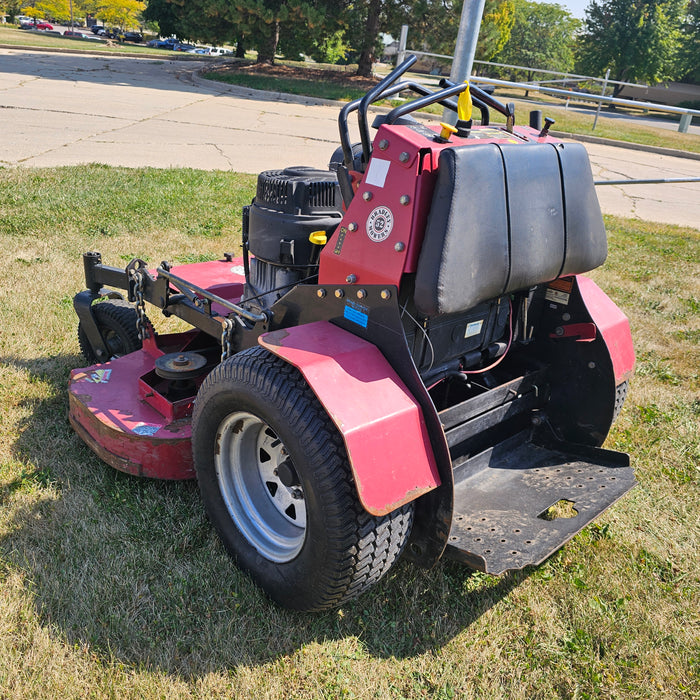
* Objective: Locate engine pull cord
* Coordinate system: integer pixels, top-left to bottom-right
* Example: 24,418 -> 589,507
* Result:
461,298 -> 513,375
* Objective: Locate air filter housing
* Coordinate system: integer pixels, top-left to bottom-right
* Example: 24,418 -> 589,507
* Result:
247,166 -> 342,268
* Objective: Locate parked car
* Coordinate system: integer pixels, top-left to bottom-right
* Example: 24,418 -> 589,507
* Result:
206,47 -> 233,56
146,37 -> 178,49
173,42 -> 196,52
123,31 -> 142,42
91,25 -> 105,34
35,22 -> 54,30
64,30 -> 87,38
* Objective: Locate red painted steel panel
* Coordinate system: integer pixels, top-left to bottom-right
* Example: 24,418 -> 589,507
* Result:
68,344 -> 195,480
259,321 -> 441,516
577,275 -> 636,383
167,257 -> 246,291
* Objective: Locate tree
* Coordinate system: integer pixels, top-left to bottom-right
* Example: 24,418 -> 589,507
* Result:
35,0 -> 71,22
97,0 -> 145,29
144,0 -> 347,65
494,0 -> 580,81
406,0 -> 516,65
576,0 -> 686,97
676,0 -> 700,83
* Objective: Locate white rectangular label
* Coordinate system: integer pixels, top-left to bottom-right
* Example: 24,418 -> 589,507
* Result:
545,288 -> 570,305
465,320 -> 484,338
365,158 -> 391,188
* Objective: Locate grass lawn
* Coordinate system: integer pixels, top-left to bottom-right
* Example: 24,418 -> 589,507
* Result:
0,165 -> 698,698
0,25 -> 187,57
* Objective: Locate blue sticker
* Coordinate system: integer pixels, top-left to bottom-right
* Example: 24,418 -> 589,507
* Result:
132,424 -> 160,436
344,304 -> 368,328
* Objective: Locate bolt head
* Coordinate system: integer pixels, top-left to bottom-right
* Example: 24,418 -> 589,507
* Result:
394,242 -> 405,252
362,191 -> 373,202
399,151 -> 410,163
348,222 -> 358,232
346,274 -> 357,284
379,139 -> 389,150
399,195 -> 410,205
317,288 -> 326,298
357,289 -> 367,300
334,289 -> 345,299
380,289 -> 392,300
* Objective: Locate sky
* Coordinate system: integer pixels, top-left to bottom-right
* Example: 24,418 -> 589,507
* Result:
557,0 -> 589,19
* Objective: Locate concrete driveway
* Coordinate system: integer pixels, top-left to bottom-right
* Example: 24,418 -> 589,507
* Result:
1,48 -> 699,229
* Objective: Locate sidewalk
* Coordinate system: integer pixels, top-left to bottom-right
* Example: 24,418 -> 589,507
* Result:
1,48 -> 699,229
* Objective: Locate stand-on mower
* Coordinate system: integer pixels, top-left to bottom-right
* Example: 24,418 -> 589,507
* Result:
69,56 -> 636,611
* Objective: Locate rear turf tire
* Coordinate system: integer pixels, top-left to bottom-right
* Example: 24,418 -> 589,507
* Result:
192,346 -> 414,611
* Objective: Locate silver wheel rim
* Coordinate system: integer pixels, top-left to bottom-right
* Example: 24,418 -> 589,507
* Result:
215,411 -> 306,563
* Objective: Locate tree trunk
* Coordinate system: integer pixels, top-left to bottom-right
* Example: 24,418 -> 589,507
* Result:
236,35 -> 246,58
356,0 -> 382,78
256,20 -> 280,65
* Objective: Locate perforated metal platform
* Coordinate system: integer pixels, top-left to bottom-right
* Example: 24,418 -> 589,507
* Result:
446,434 -> 636,574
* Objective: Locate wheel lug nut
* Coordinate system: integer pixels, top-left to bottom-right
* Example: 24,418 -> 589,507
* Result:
292,488 -> 303,500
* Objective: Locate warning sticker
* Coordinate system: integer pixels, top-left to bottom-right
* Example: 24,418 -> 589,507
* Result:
344,301 -> 369,328
548,277 -> 574,293
465,320 -> 484,338
87,369 -> 112,384
366,206 -> 394,242
546,277 -> 573,305
545,288 -> 570,305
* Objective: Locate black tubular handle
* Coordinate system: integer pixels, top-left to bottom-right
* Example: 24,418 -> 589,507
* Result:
439,77 -> 511,121
339,80 -> 415,169
357,55 -> 418,163
384,82 -> 471,125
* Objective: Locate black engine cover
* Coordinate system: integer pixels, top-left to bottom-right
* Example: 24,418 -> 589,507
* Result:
247,166 -> 342,268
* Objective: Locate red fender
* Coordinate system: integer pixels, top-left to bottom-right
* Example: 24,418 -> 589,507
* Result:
259,321 -> 441,516
577,276 -> 636,384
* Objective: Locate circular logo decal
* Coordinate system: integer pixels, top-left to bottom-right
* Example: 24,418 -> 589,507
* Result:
366,206 -> 394,242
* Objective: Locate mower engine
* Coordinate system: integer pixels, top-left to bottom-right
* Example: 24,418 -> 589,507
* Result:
241,167 -> 342,312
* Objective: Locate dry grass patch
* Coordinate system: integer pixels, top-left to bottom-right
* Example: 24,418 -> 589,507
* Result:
0,166 -> 697,699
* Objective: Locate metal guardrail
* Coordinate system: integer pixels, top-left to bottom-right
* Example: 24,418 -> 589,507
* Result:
467,76 -> 700,133
395,33 -> 699,134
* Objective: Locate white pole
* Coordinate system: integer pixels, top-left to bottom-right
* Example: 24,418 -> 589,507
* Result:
592,68 -> 610,131
397,24 -> 408,66
443,0 -> 487,123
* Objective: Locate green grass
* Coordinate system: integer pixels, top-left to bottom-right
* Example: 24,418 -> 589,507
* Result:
202,70 -> 371,103
0,25 -> 186,56
0,166 -> 698,698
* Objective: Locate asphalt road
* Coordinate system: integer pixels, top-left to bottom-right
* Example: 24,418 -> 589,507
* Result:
1,48 -> 699,229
